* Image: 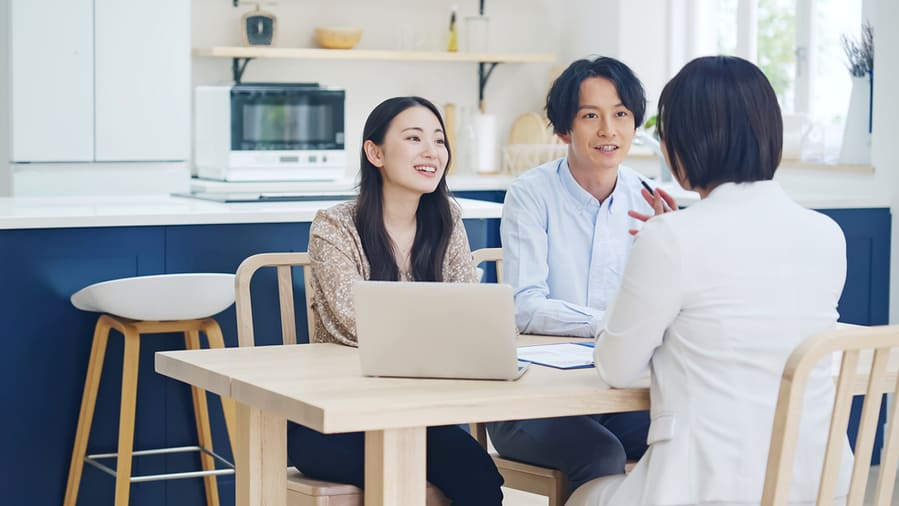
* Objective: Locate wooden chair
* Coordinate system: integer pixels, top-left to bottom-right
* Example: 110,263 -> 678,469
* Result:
234,252 -> 449,506
470,247 -> 571,505
762,324 -> 899,506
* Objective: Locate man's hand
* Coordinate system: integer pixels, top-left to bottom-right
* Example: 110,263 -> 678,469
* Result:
628,187 -> 678,235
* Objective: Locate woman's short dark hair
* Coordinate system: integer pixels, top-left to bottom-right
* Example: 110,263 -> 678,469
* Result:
355,96 -> 454,282
546,56 -> 646,135
658,55 -> 783,189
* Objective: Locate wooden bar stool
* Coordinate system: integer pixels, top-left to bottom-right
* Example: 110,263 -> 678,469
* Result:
64,273 -> 238,506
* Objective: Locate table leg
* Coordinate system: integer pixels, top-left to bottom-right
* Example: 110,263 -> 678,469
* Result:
235,401 -> 287,506
364,427 -> 427,506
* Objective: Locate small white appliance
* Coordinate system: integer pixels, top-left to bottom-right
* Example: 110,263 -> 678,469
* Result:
194,83 -> 346,181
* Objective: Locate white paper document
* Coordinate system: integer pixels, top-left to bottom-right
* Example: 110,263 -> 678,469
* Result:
517,342 -> 595,369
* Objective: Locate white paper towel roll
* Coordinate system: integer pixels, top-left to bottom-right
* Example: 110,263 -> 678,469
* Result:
473,113 -> 497,173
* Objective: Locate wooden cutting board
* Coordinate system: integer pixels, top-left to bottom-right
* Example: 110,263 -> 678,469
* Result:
507,112 -> 556,144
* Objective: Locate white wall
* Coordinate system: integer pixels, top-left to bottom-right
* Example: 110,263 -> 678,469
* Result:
869,0 -> 899,323
0,0 -> 11,196
557,0 -> 669,119
618,2 -> 669,116
558,0 -> 620,63
191,0 -> 561,179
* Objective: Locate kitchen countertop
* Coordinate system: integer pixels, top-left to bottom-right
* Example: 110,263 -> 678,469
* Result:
0,196 -> 503,230
191,166 -> 893,210
1,166 -> 891,231
189,174 -> 519,194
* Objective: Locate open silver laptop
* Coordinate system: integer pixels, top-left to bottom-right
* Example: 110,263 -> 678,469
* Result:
353,281 -> 529,380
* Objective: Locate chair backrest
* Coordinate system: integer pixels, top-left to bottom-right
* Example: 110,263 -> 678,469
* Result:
762,324 -> 899,506
469,247 -> 504,446
235,252 -> 315,348
472,247 -> 503,283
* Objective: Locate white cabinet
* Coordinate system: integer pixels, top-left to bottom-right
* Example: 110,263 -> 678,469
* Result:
94,0 -> 189,161
8,0 -> 189,163
9,0 -> 94,162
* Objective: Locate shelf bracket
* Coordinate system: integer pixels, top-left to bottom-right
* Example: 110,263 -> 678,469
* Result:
478,62 -> 500,113
232,57 -> 253,84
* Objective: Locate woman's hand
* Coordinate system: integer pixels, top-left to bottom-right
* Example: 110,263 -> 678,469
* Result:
628,187 -> 678,235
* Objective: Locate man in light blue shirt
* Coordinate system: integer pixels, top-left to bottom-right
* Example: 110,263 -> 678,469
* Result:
503,157 -> 651,337
489,56 -> 674,495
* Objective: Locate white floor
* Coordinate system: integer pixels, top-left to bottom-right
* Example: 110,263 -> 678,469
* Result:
861,466 -> 899,506
501,486 -> 553,505
500,466 -> 899,505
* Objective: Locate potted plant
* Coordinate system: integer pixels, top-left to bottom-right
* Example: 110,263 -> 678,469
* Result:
839,21 -> 873,164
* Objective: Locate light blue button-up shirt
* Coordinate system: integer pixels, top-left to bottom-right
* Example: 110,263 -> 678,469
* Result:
501,157 -> 654,337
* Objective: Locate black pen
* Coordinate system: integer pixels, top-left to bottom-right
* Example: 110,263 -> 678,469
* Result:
640,179 -> 671,211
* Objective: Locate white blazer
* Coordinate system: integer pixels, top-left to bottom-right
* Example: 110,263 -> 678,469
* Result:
570,181 -> 853,506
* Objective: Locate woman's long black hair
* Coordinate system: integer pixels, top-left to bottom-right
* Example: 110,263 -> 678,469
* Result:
354,96 -> 454,282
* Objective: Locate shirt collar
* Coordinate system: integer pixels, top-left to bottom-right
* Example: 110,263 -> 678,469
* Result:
558,157 -> 622,212
704,180 -> 781,201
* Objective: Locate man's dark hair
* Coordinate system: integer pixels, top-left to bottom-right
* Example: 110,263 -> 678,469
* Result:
658,55 -> 783,189
546,56 -> 646,135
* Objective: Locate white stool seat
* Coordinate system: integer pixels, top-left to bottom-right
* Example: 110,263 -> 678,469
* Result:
71,273 -> 236,321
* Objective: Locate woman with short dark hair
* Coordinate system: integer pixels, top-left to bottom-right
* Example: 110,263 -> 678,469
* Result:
568,56 -> 852,505
658,55 -> 782,190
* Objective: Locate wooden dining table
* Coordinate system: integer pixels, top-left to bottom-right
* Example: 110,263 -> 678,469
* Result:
155,335 -> 649,506
154,329 -> 892,506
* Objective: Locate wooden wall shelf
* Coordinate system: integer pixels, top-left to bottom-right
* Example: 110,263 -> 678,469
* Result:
193,47 -> 555,106
193,47 -> 555,64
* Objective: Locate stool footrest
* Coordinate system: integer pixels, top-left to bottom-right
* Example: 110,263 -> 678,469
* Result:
84,445 -> 235,483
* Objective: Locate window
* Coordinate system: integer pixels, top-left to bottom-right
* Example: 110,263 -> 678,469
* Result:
755,0 -> 797,114
675,0 -> 865,161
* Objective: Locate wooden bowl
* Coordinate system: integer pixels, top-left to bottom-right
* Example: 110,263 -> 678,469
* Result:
315,27 -> 362,49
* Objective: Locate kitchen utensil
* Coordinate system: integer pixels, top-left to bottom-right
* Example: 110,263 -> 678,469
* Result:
507,112 -> 554,145
464,16 -> 489,53
444,103 -> 457,173
240,2 -> 277,47
474,113 -> 498,174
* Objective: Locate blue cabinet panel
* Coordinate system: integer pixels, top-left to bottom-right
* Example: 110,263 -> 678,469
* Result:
818,208 -> 891,326
0,227 -> 167,506
453,190 -> 506,204
454,191 -> 503,282
454,190 -> 503,248
818,208 -> 892,466
165,222 -> 314,347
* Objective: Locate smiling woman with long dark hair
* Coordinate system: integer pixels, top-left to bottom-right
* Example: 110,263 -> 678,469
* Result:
353,96 -> 455,283
286,96 -> 504,505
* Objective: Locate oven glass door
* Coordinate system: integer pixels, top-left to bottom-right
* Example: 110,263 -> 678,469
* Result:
231,84 -> 345,151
